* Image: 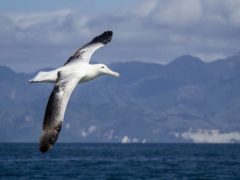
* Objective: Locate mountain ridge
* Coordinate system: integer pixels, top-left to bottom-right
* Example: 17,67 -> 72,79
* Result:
1,53 -> 240,143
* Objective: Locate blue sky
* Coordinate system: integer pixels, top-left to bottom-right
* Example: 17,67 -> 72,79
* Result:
0,0 -> 138,13
0,0 -> 240,72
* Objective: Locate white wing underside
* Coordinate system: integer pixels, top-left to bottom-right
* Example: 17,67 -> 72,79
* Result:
64,31 -> 112,65
71,43 -> 104,63
39,71 -> 82,152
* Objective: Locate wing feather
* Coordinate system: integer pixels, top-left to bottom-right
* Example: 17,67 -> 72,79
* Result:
64,30 -> 113,65
39,71 -> 81,153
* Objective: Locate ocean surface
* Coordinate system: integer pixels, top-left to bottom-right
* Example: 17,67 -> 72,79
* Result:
0,143 -> 240,179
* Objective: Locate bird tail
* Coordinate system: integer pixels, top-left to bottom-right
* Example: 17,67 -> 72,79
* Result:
39,122 -> 62,153
29,70 -> 58,83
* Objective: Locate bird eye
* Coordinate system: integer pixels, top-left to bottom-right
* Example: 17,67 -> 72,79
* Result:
101,66 -> 104,69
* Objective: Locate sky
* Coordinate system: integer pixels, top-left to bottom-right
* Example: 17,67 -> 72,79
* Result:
1,0 -> 240,72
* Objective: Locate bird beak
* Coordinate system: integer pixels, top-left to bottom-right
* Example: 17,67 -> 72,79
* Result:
107,68 -> 120,77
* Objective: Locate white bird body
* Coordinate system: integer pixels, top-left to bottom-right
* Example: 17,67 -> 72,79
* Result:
31,62 -> 118,83
30,31 -> 119,153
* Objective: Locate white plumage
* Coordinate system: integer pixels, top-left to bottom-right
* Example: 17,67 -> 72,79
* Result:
30,31 -> 119,153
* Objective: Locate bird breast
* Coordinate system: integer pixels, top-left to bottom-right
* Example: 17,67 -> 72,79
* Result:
80,71 -> 99,83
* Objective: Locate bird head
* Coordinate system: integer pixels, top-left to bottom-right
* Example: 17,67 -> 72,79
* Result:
97,64 -> 119,77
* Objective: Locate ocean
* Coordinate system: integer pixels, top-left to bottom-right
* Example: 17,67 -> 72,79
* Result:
0,143 -> 240,179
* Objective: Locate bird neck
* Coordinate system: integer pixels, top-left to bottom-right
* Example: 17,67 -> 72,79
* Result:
89,64 -> 103,77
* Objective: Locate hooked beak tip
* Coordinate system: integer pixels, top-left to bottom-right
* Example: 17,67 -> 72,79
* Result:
107,68 -> 120,77
112,72 -> 120,77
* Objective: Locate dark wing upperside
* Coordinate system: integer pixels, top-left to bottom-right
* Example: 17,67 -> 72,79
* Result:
64,30 -> 113,65
39,72 -> 81,153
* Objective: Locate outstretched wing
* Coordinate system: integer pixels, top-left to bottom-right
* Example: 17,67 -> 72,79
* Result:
39,71 -> 82,153
64,30 -> 113,65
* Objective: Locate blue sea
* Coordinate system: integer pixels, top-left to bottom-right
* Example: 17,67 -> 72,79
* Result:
0,143 -> 240,179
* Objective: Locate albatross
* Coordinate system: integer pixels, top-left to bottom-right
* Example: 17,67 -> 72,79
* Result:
29,31 -> 119,153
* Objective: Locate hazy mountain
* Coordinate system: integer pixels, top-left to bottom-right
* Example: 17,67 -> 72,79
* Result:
1,53 -> 240,143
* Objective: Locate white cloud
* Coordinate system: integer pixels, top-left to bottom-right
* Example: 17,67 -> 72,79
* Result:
175,129 -> 240,143
1,1 -> 240,72
65,123 -> 70,130
81,130 -> 87,138
80,125 -> 97,138
2,10 -> 90,47
105,129 -> 114,140
24,115 -> 33,122
153,0 -> 202,26
230,7 -> 240,24
134,0 -> 158,17
132,138 -> 139,143
6,10 -> 73,29
87,125 -> 97,134
121,135 -> 131,143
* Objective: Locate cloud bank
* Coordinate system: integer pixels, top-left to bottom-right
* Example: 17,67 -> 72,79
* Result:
175,129 -> 240,143
1,0 -> 240,72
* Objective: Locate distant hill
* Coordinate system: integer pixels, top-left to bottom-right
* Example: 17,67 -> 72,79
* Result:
1,53 -> 240,143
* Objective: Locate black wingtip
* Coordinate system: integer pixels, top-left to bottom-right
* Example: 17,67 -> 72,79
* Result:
39,131 -> 54,153
39,122 -> 62,153
90,30 -> 113,45
39,143 -> 51,153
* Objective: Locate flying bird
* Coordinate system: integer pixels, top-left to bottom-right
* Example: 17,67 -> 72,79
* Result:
29,31 -> 119,153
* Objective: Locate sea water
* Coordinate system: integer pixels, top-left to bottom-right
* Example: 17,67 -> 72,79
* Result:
0,143 -> 240,179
